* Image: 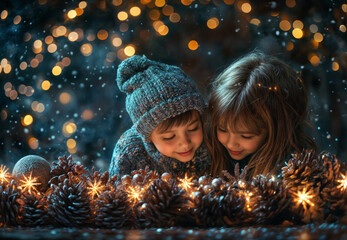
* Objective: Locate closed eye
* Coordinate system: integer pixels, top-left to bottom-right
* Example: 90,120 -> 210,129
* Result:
163,135 -> 175,141
217,127 -> 227,132
188,126 -> 199,132
241,135 -> 254,139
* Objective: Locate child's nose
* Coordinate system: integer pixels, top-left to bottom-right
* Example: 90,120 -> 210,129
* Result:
227,135 -> 239,148
180,134 -> 191,146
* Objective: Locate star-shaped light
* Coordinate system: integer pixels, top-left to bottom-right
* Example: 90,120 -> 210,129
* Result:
19,172 -> 41,194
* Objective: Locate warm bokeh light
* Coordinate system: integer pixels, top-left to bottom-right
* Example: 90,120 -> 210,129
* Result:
241,3 -> 252,13
52,66 -> 62,76
149,9 -> 160,21
18,85 -> 27,95
13,15 -> 22,25
124,45 -> 136,56
33,40 -> 43,49
97,29 -> 109,40
250,18 -> 261,26
1,10 -> 8,20
47,43 -> 57,53
67,10 -> 77,19
79,1 -> 87,8
286,42 -> 294,51
41,80 -> 51,90
68,32 -> 79,42
293,20 -> 304,29
332,61 -> 339,71
157,25 -> 169,35
112,36 -> 122,47
207,17 -> 219,29
342,4 -> 347,12
82,109 -> 94,120
188,40 -> 199,50
23,114 -> 33,126
169,13 -> 180,23
62,57 -> 71,66
292,28 -> 303,39
118,11 -> 128,21
130,6 -> 141,17
340,25 -> 346,33
181,0 -> 193,6
162,5 -> 174,16
63,121 -> 77,137
313,32 -> 323,42
309,54 -> 320,66
28,137 -> 39,149
59,92 -> 71,104
20,62 -> 28,70
286,0 -> 296,8
30,59 -> 39,68
81,43 -> 93,56
155,0 -> 166,7
279,20 -> 291,31
112,0 -> 122,6
309,24 -> 318,33
67,138 -> 76,148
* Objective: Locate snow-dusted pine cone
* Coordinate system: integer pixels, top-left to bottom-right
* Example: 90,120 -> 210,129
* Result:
250,175 -> 291,224
20,193 -> 49,227
282,149 -> 336,191
49,155 -> 86,185
137,178 -> 189,228
0,180 -> 21,226
94,188 -> 133,229
47,173 -> 92,227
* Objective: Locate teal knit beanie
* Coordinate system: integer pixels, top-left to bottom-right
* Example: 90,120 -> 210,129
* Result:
117,55 -> 206,140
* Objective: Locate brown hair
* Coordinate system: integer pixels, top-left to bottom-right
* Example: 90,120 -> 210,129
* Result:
155,110 -> 200,134
205,52 -> 316,180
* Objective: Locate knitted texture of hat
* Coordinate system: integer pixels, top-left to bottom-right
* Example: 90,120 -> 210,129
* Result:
117,55 -> 206,140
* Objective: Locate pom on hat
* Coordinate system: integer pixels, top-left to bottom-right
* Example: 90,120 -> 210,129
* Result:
117,55 -> 154,93
12,155 -> 51,192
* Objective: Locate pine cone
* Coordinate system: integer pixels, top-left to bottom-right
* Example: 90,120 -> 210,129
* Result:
250,175 -> 291,224
94,188 -> 134,229
137,178 -> 189,228
0,180 -> 21,227
47,173 -> 92,227
193,178 -> 227,227
20,193 -> 49,227
321,171 -> 347,222
282,149 -> 332,191
49,155 -> 86,185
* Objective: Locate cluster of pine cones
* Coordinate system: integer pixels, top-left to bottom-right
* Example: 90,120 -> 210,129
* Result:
1,150 -> 346,228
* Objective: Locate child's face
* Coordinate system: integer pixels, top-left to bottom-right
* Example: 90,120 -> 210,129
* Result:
217,121 -> 266,161
150,111 -> 203,163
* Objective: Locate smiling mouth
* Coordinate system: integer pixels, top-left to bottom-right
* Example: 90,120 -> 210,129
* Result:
177,148 -> 193,157
229,150 -> 242,155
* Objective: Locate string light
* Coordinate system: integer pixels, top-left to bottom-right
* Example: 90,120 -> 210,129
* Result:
87,179 -> 105,198
0,165 -> 11,184
126,185 -> 144,205
337,173 -> 347,191
293,187 -> 315,211
178,173 -> 194,192
19,172 -> 41,194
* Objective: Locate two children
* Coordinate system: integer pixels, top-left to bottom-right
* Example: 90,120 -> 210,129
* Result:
110,52 -> 316,180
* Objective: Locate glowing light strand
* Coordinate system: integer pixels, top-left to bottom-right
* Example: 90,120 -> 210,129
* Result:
0,164 -> 11,183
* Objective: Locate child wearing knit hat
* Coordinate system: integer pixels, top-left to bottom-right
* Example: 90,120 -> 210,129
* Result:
109,55 -> 211,177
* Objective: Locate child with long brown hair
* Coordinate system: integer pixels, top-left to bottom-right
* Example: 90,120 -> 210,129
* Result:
206,51 -> 316,180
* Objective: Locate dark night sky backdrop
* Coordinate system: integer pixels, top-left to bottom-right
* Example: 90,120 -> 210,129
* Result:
0,0 -> 346,171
